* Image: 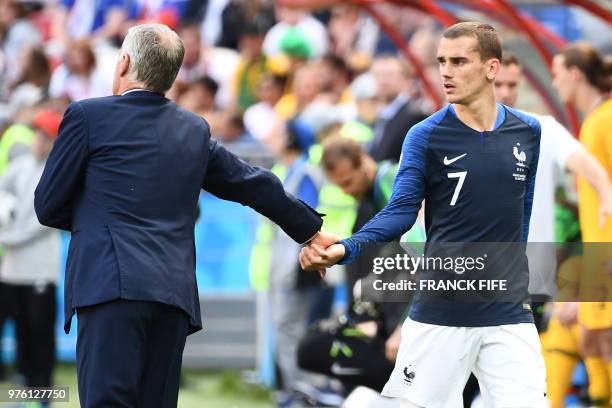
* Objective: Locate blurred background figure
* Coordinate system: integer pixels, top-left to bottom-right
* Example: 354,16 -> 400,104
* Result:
327,4 -> 378,61
233,17 -> 270,112
367,55 -> 426,162
552,42 -> 612,408
0,1 -> 609,407
0,47 -> 50,127
265,119 -> 329,408
178,75 -> 219,116
244,73 -> 286,144
174,22 -> 239,108
218,112 -> 257,146
0,109 -> 61,396
0,0 -> 42,93
263,5 -> 328,59
49,39 -> 111,101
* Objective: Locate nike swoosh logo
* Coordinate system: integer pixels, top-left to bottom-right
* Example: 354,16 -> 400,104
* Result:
443,153 -> 467,165
330,362 -> 363,376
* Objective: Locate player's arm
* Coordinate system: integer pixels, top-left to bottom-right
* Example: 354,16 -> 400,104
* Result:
522,120 -> 541,241
300,123 -> 428,269
34,102 -> 89,231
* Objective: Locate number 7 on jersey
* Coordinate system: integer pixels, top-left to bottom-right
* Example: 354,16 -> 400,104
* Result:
447,171 -> 467,206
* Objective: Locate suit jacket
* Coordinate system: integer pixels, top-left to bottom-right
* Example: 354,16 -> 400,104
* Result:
369,100 -> 427,162
34,91 -> 323,334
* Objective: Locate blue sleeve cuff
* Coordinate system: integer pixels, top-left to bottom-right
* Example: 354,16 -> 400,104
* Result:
337,238 -> 359,265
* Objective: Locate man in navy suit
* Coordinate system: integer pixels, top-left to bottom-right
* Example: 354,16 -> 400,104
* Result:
34,23 -> 333,408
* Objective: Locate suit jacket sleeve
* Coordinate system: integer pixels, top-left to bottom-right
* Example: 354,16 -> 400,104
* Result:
34,102 -> 89,231
202,139 -> 323,244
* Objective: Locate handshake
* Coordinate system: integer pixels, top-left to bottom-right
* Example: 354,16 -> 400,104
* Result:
299,231 -> 347,277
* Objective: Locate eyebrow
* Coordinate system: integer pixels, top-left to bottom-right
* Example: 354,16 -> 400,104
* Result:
437,56 -> 469,63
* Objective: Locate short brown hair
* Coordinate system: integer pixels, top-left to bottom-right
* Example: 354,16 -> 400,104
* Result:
442,22 -> 502,62
321,136 -> 363,172
501,51 -> 521,68
558,42 -> 611,93
68,39 -> 97,74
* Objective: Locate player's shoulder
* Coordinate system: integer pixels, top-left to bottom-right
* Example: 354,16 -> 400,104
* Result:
503,105 -> 541,137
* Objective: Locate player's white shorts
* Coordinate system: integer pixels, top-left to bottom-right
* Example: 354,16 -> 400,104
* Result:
381,318 -> 547,408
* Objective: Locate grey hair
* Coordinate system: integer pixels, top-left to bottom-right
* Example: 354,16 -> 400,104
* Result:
121,24 -> 185,93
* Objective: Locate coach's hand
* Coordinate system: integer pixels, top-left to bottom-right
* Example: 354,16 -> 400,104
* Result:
309,231 -> 339,249
299,243 -> 345,278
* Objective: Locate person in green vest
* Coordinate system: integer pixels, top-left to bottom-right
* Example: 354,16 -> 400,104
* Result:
297,136 -> 425,396
0,124 -> 34,174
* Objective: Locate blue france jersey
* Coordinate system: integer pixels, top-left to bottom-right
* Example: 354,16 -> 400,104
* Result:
340,104 -> 541,326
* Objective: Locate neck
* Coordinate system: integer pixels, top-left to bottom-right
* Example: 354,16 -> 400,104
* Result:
115,81 -> 150,96
453,89 -> 498,132
574,84 -> 605,115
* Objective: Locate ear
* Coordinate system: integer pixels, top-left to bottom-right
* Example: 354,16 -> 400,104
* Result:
569,66 -> 583,84
119,52 -> 130,77
486,58 -> 500,81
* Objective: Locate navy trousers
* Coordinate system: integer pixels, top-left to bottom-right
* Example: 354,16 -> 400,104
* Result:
76,299 -> 189,408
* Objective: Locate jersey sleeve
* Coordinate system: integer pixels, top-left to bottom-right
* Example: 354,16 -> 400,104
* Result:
506,108 -> 542,242
338,121 -> 430,264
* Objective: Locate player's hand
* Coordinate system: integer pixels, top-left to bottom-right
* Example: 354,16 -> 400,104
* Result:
385,325 -> 402,362
302,231 -> 340,277
309,231 -> 339,249
299,243 -> 345,278
554,302 -> 578,327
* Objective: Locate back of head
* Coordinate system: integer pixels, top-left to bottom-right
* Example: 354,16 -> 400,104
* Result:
559,42 -> 611,94
21,47 -> 50,88
442,22 -> 502,62
194,76 -> 219,97
501,51 -> 521,68
122,24 -> 185,93
321,136 -> 363,172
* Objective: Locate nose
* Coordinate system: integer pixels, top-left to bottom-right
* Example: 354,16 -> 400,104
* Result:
440,63 -> 452,79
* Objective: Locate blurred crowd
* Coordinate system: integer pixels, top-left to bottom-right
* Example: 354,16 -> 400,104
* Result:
0,0 -> 610,407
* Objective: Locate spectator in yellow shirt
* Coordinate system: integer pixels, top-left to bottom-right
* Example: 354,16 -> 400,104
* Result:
552,42 -> 612,407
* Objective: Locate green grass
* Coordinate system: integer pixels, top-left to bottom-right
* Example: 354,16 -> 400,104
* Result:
1,364 -> 274,408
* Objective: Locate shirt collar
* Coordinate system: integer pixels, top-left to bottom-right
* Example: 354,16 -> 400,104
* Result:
448,103 -> 506,131
121,88 -> 155,96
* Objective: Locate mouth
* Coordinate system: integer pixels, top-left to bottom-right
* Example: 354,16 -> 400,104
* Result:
444,83 -> 456,92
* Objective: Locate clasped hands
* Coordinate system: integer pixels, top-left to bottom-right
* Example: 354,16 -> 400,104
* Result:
299,231 -> 346,277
